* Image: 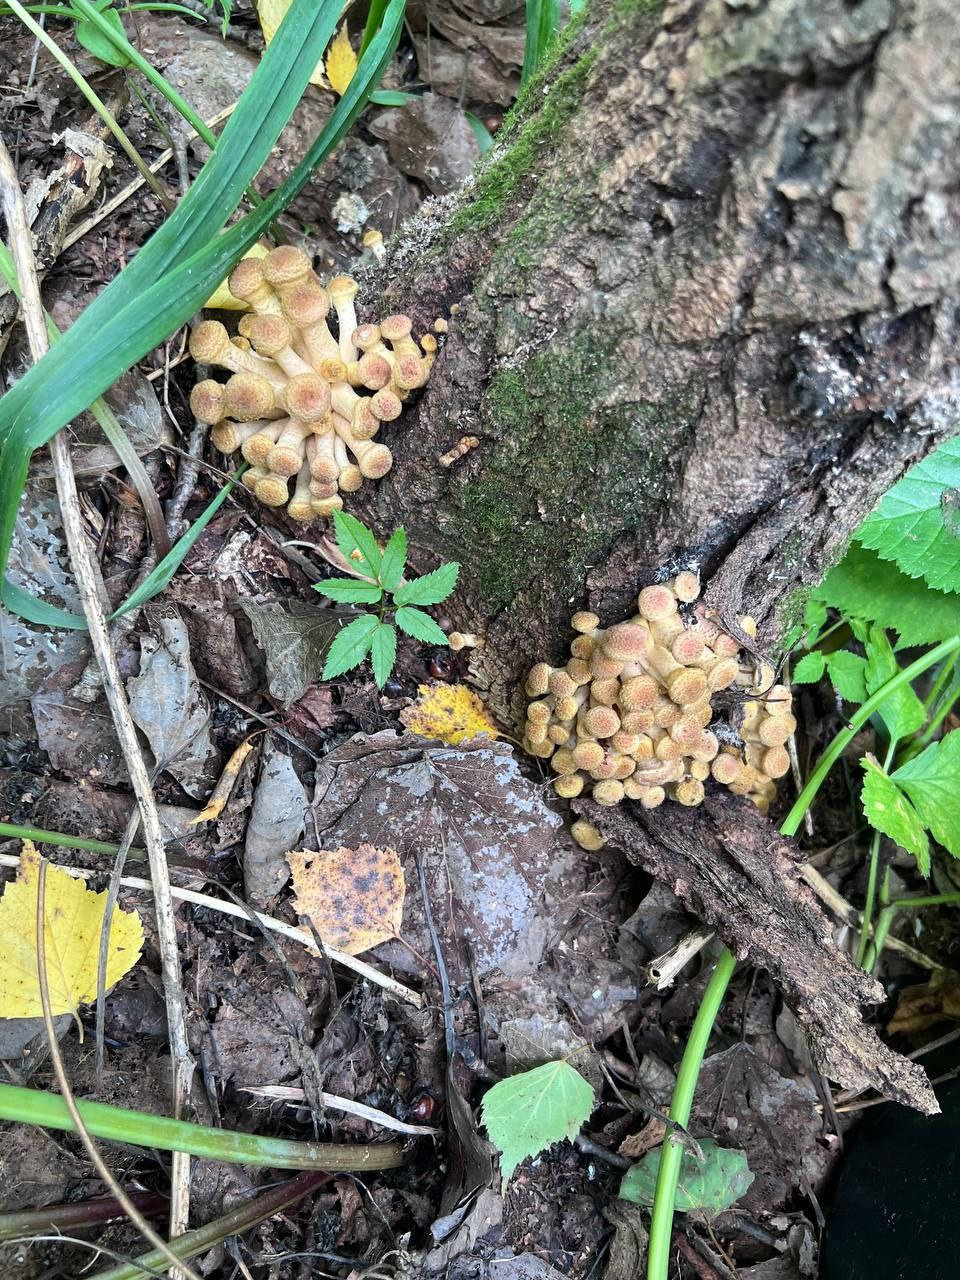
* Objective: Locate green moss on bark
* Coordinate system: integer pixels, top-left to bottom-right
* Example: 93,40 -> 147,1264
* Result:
449,329 -> 700,611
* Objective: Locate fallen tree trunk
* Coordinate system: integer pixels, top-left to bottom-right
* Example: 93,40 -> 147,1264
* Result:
358,0 -> 958,1112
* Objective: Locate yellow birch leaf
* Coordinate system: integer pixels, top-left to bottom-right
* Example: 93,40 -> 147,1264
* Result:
287,844 -> 404,955
325,23 -> 358,96
0,843 -> 144,1019
255,0 -> 326,87
204,242 -> 269,311
400,682 -> 499,746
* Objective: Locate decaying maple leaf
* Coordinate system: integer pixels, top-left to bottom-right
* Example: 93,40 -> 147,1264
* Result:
287,844 -> 404,955
400,682 -> 499,746
0,842 -> 143,1019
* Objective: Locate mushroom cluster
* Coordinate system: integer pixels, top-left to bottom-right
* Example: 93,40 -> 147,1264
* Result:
523,571 -> 795,819
189,246 -> 436,521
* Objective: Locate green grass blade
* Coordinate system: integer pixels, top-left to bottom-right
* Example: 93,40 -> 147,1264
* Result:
523,0 -> 560,84
0,0 -> 404,619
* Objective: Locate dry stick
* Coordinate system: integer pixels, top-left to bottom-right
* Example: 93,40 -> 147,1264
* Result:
64,104 -> 238,253
35,859 -> 205,1280
0,141 -> 196,1249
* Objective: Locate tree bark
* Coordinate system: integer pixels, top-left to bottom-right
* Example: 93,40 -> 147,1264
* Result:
360,0 -> 960,726
355,0 -> 958,1111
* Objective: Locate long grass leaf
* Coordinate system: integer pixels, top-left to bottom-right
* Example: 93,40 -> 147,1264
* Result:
0,0 -> 404,617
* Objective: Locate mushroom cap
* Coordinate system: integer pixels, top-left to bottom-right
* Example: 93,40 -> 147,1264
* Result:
550,749 -> 578,776
654,736 -> 681,762
691,731 -> 719,762
548,724 -> 572,745
242,431 -> 281,467
707,657 -> 740,692
582,705 -> 621,739
337,464 -> 364,492
569,635 -> 595,660
280,281 -> 330,327
638,585 -> 678,622
254,473 -> 290,507
671,630 -> 705,665
525,663 -> 552,697
739,614 -> 758,638
228,257 -> 269,302
224,371 -> 276,419
665,667 -> 708,707
553,696 -> 580,722
673,778 -> 705,807
327,274 -> 359,303
571,611 -> 600,634
380,313 -> 413,341
392,353 -> 425,390
189,320 -> 231,363
267,440 -> 308,478
287,495 -> 316,523
549,671 -> 577,699
309,479 -> 339,499
592,779 -> 625,806
526,700 -> 552,725
565,658 -> 592,686
619,674 -> 659,711
762,746 -> 790,778
758,714 -> 796,747
673,570 -> 700,602
637,784 -> 666,809
210,421 -> 241,452
570,820 -> 605,852
590,678 -> 620,706
311,495 -> 344,517
652,697 -> 681,728
572,741 -> 605,771
621,709 -> 655,734
601,623 -> 650,662
263,245 -> 312,286
247,313 -> 294,357
352,323 -> 381,350
553,774 -> 584,798
356,443 -> 393,480
190,379 -> 226,424
712,632 -> 740,659
282,374 -> 331,423
711,752 -> 744,785
370,388 -> 402,422
357,353 -> 392,389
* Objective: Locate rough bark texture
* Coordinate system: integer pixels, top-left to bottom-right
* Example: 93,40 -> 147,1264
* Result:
578,792 -> 938,1112
358,0 -> 960,726
352,0 -> 959,1111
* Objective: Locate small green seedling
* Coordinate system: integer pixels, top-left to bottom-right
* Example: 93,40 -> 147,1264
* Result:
620,1137 -> 753,1220
481,1059 -> 595,1183
315,511 -> 460,689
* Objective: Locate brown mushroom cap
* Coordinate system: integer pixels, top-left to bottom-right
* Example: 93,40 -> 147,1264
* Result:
190,379 -> 226,424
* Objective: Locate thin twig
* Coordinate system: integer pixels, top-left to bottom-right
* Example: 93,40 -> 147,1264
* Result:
240,1085 -> 441,1136
35,858 -> 204,1280
0,140 -> 196,1248
0,853 -> 424,1008
63,104 -> 238,252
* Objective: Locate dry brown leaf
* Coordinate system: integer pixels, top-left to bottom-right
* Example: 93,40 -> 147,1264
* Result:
400,682 -> 498,746
287,844 -> 404,955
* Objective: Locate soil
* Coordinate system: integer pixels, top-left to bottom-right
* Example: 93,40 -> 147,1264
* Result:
0,5 -> 956,1279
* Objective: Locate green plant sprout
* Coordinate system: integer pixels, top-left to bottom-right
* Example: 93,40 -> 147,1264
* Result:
315,511 -> 459,688
647,435 -> 960,1280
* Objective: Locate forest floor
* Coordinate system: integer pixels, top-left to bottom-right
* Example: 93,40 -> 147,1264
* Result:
1,5 -> 958,1279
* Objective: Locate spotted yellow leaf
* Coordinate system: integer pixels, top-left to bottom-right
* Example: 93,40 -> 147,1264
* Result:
400,682 -> 499,746
287,844 -> 404,955
0,843 -> 144,1019
255,0 -> 325,86
204,242 -> 269,311
325,23 -> 358,96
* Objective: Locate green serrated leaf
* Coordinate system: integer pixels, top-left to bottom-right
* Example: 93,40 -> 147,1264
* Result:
370,622 -> 397,688
860,757 -> 929,874
321,614 -> 379,681
892,730 -> 960,859
482,1060 -> 594,1183
814,543 -> 960,647
394,606 -> 449,646
379,528 -> 407,593
825,650 -> 868,704
619,1139 -> 753,1219
313,578 -> 383,604
857,437 -> 960,593
864,626 -> 925,743
792,652 -> 826,684
393,562 -> 460,607
332,511 -> 383,576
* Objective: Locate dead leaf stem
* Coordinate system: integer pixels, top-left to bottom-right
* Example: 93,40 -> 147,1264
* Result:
0,138 -> 196,1248
35,858 -> 204,1280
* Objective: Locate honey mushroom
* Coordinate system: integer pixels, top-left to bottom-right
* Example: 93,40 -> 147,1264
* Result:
522,572 -> 796,847
191,245 -> 441,522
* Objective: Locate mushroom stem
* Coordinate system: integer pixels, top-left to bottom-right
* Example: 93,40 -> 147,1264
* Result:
266,419 -> 316,477
189,321 -> 286,388
328,276 -> 360,364
288,462 -> 315,523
